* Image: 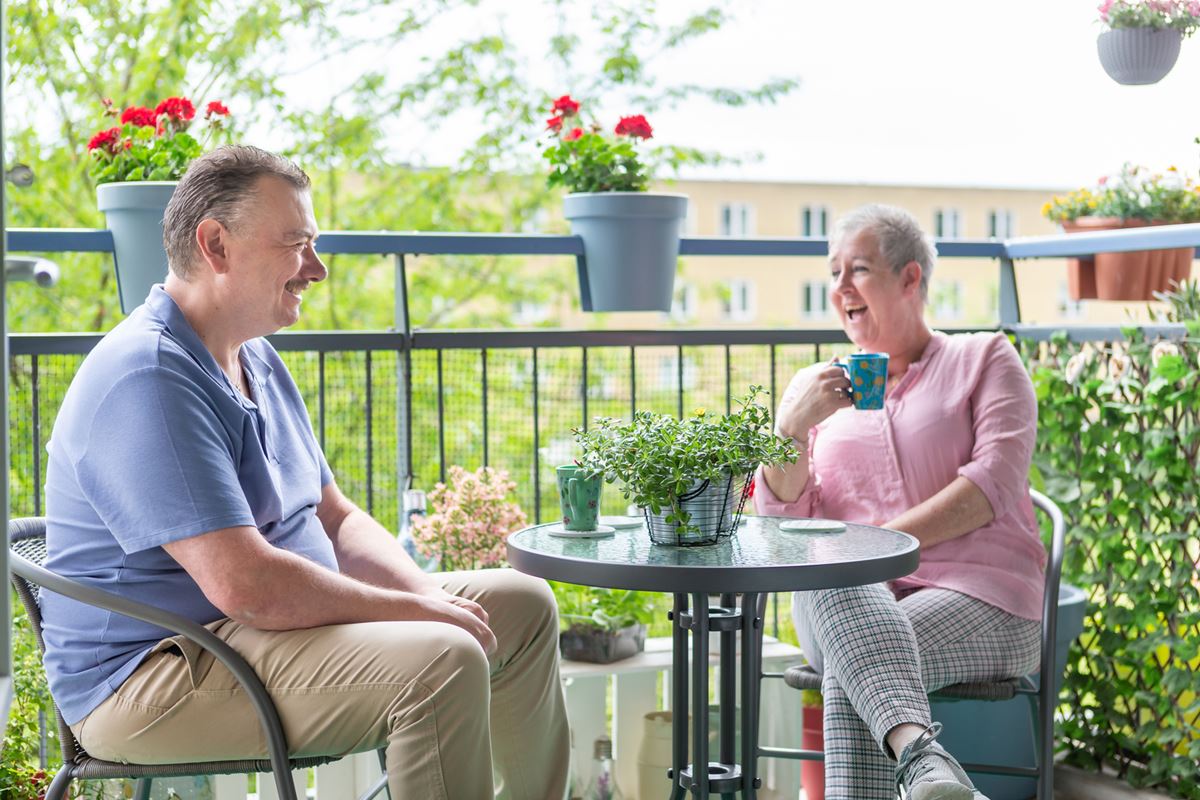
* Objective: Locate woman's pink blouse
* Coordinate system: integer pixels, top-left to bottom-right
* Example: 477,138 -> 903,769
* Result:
754,331 -> 1046,620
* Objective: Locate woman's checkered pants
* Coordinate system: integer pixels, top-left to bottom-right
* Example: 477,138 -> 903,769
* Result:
792,585 -> 1041,799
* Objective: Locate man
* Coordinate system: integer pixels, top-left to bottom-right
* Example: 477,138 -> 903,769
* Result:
41,145 -> 569,799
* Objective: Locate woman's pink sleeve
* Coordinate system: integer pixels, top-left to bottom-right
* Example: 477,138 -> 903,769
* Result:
956,334 -> 1037,520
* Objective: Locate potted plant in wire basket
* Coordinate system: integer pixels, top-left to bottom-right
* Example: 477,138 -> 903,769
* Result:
542,93 -> 687,312
85,96 -> 233,313
573,386 -> 798,546
1096,0 -> 1200,85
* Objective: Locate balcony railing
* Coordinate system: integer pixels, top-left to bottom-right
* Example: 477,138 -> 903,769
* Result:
7,224 -> 1196,522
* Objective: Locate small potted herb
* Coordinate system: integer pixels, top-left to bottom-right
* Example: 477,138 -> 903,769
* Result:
574,386 -> 798,545
550,581 -> 658,664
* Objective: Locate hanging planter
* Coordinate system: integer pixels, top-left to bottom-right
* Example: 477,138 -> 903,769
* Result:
83,95 -> 234,312
96,181 -> 177,313
540,94 -> 689,312
563,191 -> 687,312
1061,218 -> 1194,302
1097,27 -> 1183,85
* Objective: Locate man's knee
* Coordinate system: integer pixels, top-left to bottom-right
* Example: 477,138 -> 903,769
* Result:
486,570 -> 559,631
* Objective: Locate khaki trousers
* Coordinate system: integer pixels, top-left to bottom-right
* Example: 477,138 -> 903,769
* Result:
71,569 -> 570,800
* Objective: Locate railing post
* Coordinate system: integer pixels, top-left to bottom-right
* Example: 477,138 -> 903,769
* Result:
395,254 -> 413,493
998,255 -> 1021,325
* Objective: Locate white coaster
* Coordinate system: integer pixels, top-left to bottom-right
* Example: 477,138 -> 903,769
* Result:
599,515 -> 643,529
779,518 -> 847,533
546,524 -> 617,538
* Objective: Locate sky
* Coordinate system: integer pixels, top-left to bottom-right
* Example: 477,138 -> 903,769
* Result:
348,0 -> 1200,191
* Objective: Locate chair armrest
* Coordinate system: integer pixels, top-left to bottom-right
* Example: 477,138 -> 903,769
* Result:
1029,489 -> 1065,700
9,552 -> 295,784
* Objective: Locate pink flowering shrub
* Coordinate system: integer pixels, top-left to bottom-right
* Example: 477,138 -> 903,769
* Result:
410,466 -> 528,572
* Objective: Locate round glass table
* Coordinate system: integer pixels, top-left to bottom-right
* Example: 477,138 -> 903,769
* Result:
507,515 -> 919,800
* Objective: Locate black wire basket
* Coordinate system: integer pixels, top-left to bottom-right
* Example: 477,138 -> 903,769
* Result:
643,471 -> 753,546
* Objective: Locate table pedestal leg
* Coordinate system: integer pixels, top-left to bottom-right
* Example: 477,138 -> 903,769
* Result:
672,593 -> 759,799
670,594 -> 689,800
740,593 -> 762,800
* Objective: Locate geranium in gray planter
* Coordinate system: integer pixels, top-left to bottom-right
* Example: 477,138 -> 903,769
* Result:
541,94 -> 688,312
84,95 -> 233,312
1097,27 -> 1183,85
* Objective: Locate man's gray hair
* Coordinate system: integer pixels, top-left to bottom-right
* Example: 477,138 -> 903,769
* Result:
162,145 -> 310,279
829,204 -> 937,300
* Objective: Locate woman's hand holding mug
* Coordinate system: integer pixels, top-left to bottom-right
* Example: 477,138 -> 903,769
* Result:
775,359 -> 853,441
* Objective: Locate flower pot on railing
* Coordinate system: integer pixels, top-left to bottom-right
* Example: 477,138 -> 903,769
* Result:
563,192 -> 687,312
96,181 -> 177,313
1061,217 -> 1194,301
1097,27 -> 1183,85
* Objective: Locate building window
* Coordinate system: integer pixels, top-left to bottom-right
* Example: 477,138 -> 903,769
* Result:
1057,281 -> 1085,320
801,205 -> 829,237
934,208 -> 962,239
801,280 -> 829,319
930,281 -> 963,320
668,282 -> 698,322
988,209 -> 1016,239
719,203 -> 754,237
722,279 -> 757,322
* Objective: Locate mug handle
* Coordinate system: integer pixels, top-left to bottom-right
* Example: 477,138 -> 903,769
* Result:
567,476 -> 581,516
833,361 -> 857,408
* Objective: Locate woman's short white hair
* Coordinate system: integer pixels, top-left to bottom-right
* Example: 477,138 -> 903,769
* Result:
829,204 -> 938,300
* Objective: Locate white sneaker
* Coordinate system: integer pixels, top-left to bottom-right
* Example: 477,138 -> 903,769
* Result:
894,723 -> 988,800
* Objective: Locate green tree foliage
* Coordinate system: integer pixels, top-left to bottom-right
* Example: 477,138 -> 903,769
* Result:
5,0 -> 797,333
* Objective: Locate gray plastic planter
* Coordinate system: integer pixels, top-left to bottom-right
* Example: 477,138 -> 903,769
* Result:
1097,28 -> 1182,86
563,192 -> 687,312
96,181 -> 177,313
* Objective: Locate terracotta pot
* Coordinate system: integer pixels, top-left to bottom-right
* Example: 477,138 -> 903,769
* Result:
801,704 -> 825,800
1060,217 -> 1194,301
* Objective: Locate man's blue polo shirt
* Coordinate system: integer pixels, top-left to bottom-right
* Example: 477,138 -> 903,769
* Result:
42,286 -> 337,725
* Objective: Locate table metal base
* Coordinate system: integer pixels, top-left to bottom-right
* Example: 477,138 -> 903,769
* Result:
667,592 -> 764,800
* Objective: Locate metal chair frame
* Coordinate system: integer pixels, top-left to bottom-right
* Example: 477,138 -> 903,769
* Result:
757,489 -> 1067,800
8,516 -> 390,800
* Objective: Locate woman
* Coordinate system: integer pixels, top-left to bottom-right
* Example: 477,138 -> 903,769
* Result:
756,204 -> 1045,800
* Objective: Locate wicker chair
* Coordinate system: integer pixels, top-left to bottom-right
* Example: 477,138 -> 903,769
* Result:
8,516 -> 390,800
758,489 -> 1071,800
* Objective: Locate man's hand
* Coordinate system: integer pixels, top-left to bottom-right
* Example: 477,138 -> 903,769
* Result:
413,586 -> 496,655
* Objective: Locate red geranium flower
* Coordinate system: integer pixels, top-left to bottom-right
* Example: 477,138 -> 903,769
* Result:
205,100 -> 230,117
87,127 -> 121,152
546,115 -> 564,132
154,96 -> 195,122
119,106 -> 156,128
551,94 -> 580,116
615,114 -> 653,139
564,127 -> 584,141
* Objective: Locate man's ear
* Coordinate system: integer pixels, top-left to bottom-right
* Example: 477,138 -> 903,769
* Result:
195,219 -> 233,275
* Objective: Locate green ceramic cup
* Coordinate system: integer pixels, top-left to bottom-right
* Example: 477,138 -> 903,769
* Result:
556,465 -> 602,531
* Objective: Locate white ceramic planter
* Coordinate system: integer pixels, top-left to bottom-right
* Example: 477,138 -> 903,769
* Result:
96,181 -> 177,313
563,192 -> 688,312
1097,27 -> 1182,85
